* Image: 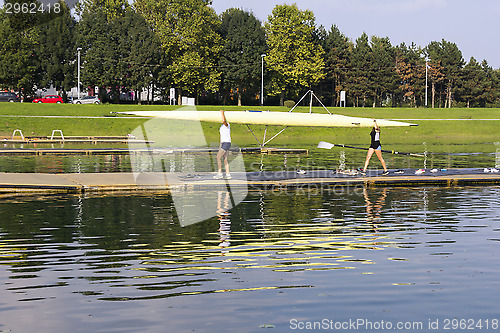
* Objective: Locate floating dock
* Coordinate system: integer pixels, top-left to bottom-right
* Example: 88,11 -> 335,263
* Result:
1,136 -> 153,144
0,147 -> 308,155
0,168 -> 499,195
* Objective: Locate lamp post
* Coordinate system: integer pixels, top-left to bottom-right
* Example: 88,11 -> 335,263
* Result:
425,58 -> 428,108
261,54 -> 266,106
77,47 -> 82,100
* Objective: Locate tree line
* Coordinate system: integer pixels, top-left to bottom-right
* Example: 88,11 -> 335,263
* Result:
1,0 -> 499,107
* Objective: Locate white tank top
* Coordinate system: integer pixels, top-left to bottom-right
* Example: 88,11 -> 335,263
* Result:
220,124 -> 231,143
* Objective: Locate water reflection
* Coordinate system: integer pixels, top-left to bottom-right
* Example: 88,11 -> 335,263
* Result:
0,186 -> 499,331
363,187 -> 387,225
217,191 -> 231,253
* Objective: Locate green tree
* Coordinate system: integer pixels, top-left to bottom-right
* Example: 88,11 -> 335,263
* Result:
459,57 -> 486,108
134,0 -> 221,103
38,1 -> 76,101
426,39 -> 464,108
323,25 -> 351,106
78,9 -> 120,102
264,4 -> 325,105
121,9 -> 162,103
478,60 -> 499,107
76,0 -> 128,20
0,5 -> 41,99
218,8 -> 266,106
395,43 -> 425,107
491,68 -> 500,107
78,7 -> 157,103
424,58 -> 445,108
347,32 -> 372,107
370,36 -> 397,107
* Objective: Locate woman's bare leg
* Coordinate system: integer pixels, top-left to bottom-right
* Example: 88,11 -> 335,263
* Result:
363,148 -> 375,171
216,148 -> 224,174
223,152 -> 230,175
375,149 -> 388,171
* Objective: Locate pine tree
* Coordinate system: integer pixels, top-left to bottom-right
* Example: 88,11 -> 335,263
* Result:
323,25 -> 351,106
370,36 -> 397,107
460,57 -> 485,107
348,33 -> 372,107
395,43 -> 425,107
426,40 -> 464,108
218,8 -> 266,106
429,61 -> 445,108
38,2 -> 76,101
478,60 -> 498,107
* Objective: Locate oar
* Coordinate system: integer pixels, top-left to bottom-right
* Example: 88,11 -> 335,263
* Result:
317,141 -> 425,158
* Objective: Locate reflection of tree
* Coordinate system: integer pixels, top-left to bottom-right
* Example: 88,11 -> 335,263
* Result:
75,194 -> 221,250
0,187 -> 469,265
262,190 -> 327,231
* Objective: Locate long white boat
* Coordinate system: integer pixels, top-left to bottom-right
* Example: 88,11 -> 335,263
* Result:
118,110 -> 417,128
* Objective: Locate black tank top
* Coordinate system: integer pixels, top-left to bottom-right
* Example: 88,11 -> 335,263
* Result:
370,129 -> 381,149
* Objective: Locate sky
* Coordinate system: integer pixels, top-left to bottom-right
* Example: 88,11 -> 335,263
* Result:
1,0 -> 498,68
210,0 -> 500,69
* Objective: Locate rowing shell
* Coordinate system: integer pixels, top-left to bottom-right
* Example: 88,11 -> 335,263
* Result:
118,110 -> 417,128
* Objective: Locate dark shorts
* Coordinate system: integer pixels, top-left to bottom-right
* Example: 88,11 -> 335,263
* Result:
370,141 -> 381,150
220,142 -> 231,151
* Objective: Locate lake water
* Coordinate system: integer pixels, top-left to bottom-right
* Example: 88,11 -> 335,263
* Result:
1,186 -> 499,332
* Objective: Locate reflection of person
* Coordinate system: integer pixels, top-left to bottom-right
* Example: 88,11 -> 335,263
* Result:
363,187 -> 387,224
216,191 -> 231,254
214,110 -> 232,179
363,119 -> 389,175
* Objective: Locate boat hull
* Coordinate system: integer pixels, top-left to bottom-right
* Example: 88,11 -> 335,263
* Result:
119,110 -> 417,128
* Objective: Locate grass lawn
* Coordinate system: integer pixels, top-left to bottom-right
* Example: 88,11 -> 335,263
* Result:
1,103 -> 500,118
0,104 -> 499,149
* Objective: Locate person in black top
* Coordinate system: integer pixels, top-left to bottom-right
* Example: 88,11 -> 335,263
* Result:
362,119 -> 389,175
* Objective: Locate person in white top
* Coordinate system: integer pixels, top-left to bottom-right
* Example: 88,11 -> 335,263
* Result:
214,110 -> 232,179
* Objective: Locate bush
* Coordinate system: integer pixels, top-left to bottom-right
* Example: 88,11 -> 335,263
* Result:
284,100 -> 295,108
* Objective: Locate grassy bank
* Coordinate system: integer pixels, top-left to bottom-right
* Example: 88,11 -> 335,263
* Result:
0,104 -> 499,150
2,103 -> 500,118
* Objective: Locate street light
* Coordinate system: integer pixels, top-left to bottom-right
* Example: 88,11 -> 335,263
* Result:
425,57 -> 429,108
261,54 -> 266,106
77,47 -> 82,100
